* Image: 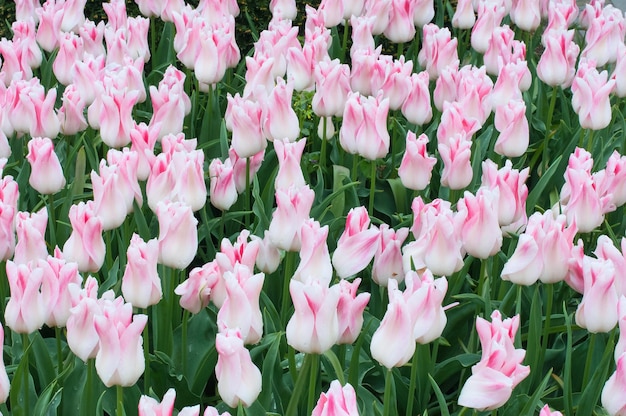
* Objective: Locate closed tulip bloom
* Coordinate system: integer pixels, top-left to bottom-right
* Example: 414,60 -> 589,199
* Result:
340,92 -> 391,161
26,137 -> 66,195
336,279 -> 370,345
268,185 -> 315,251
62,201 -> 106,273
405,270 -> 448,344
594,236 -> 626,297
383,0 -> 416,43
332,207 -> 380,279
286,279 -> 340,354
350,15 -> 376,58
418,24 -> 459,80
94,302 -> 147,387
122,234 -> 161,309
458,311 -> 530,410
226,93 -> 266,158
0,203 -> 15,262
350,47 -> 382,96
209,158 -> 238,211
539,405 -> 564,416
370,279 -> 416,368
88,84 -> 139,148
262,79 -> 300,143
480,159 -> 529,228
372,224 -> 409,287
175,261 -> 221,314
194,28 -> 228,85
575,258 -> 619,333
452,0 -> 475,28
312,59 -> 352,118
5,260 -> 49,334
581,5 -> 625,67
228,147 -> 265,194
270,0 -> 297,19
490,60 -> 530,110
509,0 -> 541,31
471,0 -> 507,54
149,68 -> 191,139
436,101 -> 481,145
286,45 -> 316,91
215,329 -> 262,407
217,264 -> 264,344
138,388 -> 176,416
0,325 -> 9,403
156,200 -> 198,270
312,380 -> 360,416
401,72 -> 433,126
7,78 -> 60,139
250,232 -> 281,274
615,296 -> 626,362
398,132 -> 437,191
42,252 -> 83,328
13,208 -> 48,265
571,59 -> 615,131
602,352 -> 626,416
53,32 -> 84,86
59,84 -> 89,136
130,123 -> 159,181
456,189 -> 502,259
91,163 -> 128,231
483,25 -> 516,76
274,138 -> 306,192
537,29 -> 579,88
493,99 -> 529,157
292,219 -> 333,286
439,133 -> 473,190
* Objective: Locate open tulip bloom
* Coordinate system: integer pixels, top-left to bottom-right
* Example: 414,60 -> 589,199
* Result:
4,0 -> 626,414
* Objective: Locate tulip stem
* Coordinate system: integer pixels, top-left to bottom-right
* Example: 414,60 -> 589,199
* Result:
542,86 -> 558,172
320,116 -> 327,176
369,160 -> 377,217
280,251 -> 296,326
582,333 -> 597,387
307,354 -> 319,415
117,384 -> 124,416
406,348 -> 419,416
341,20 -> 349,62
237,403 -> 245,416
245,157 -> 251,227
351,154 -> 359,182
181,309 -> 189,375
383,368 -> 395,416
286,353 -> 313,415
143,307 -> 151,392
47,192 -> 57,249
87,359 -> 96,416
538,284 -> 554,382
22,333 -> 30,416
585,129 -> 595,152
55,327 -> 63,374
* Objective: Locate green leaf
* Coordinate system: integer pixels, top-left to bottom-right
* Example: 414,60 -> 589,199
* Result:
30,333 -> 56,391
526,155 -> 562,212
258,332 -> 283,409
520,369 -> 553,416
33,383 -> 62,416
577,332 -> 615,416
331,165 -> 351,218
428,374 -> 450,416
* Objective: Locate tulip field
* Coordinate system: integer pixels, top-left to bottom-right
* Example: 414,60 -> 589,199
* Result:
2,0 -> 626,414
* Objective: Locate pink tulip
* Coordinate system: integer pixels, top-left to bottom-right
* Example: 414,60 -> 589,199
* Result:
405,270 -> 448,344
175,261 -> 221,314
383,0 -> 416,43
88,83 -> 139,148
456,189 -> 502,259
312,59 -> 352,118
62,201 -> 106,273
217,264 -> 264,344
615,296 -> 626,361
349,47 -> 382,96
537,29 -> 579,88
225,93 -> 266,158
332,206 -> 380,279
483,25 -> 518,75
0,202 -> 15,262
250,232 -> 281,274
262,78 -> 300,143
379,56 -> 413,111
336,279 -> 370,345
94,301 -> 147,387
594,236 -> 626,297
613,44 -> 626,97
471,0 -> 507,54
16,0 -> 42,23
4,260 -> 49,334
403,197 -> 464,276
370,279 -> 416,368
26,137 -> 66,195
53,32 -> 84,86
509,0 -> 541,31
72,53 -> 106,105
350,16 -> 376,58
596,151 -> 626,208
571,59 -> 615,131
228,147 -> 265,194
401,71 -> 433,126
274,138 -> 306,191
418,24 -> 459,80
453,65 -> 494,125
42,252 -> 83,328
363,0 -> 393,35
436,101 -> 481,144
581,4 -> 625,66
254,19 -> 300,80
293,219 -> 333,286
312,380 -> 360,416
6,78 -> 60,139
493,99 -> 529,157
209,158 -> 238,211
268,184 -> 315,251
193,27 -> 229,85
458,311 -> 530,411
79,19 -> 106,57
122,234 -> 161,309
107,148 -> 143,212
602,352 -> 626,416
270,0 -> 297,19
130,123 -> 159,181
150,66 -> 191,138
452,0 -> 475,28
13,208 -> 48,265
372,224 -> 409,286
439,133 -> 473,190
0,325 -> 9,403
286,279 -> 340,354
286,44 -> 316,91
215,329 -> 262,407
139,388 -> 176,416
398,132 -> 437,191
490,60 -> 531,110
59,84 -> 89,136
91,162 -> 129,231
575,258 -> 619,333
339,92 -> 390,161
480,159 -> 528,228
539,405 -> 564,416
156,201 -> 198,270
215,230 -> 259,291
